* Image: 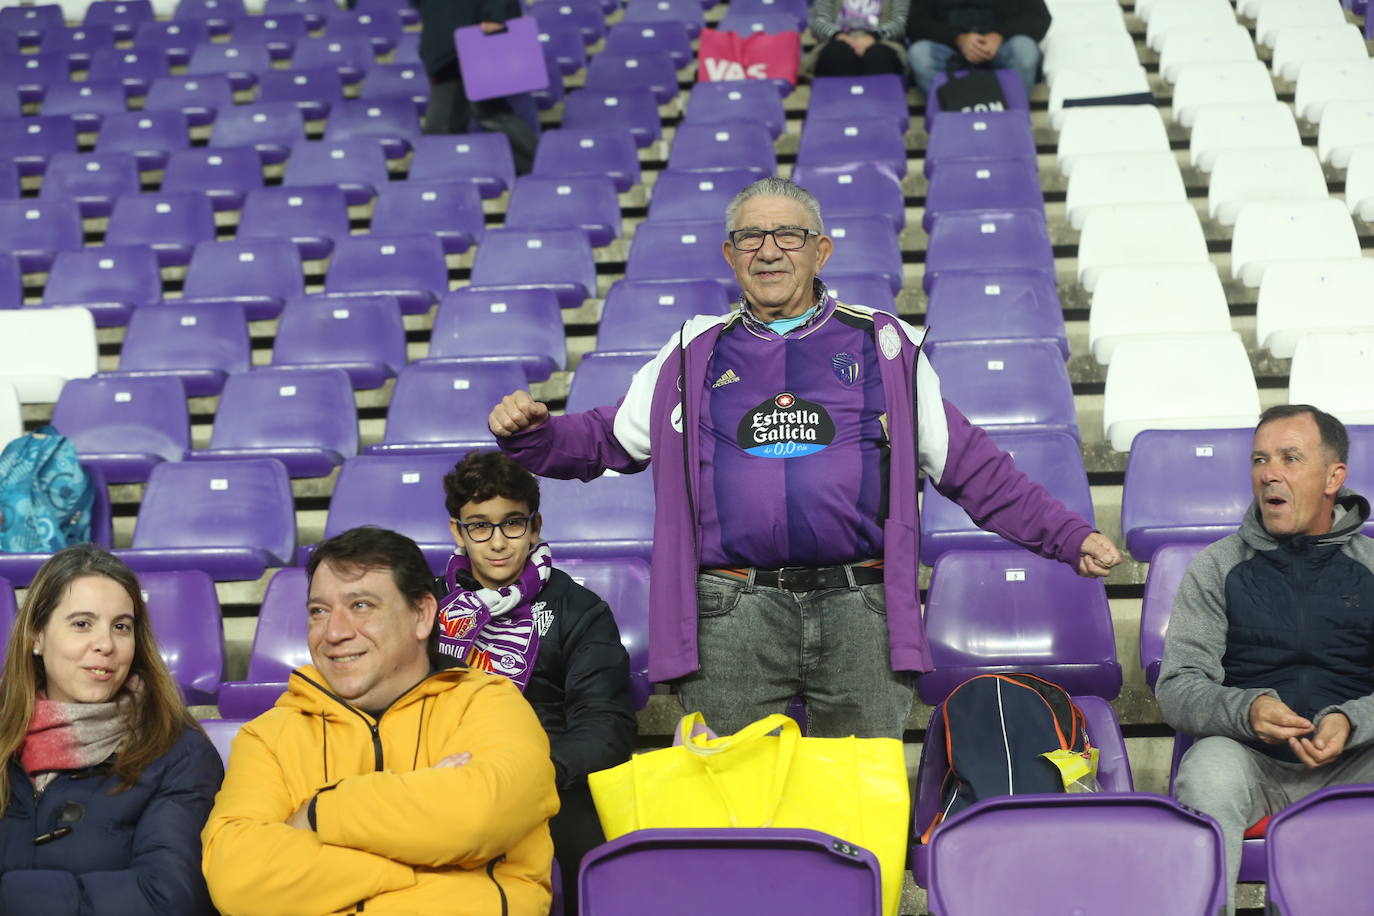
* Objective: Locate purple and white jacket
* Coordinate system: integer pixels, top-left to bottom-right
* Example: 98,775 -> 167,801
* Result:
500,294 -> 1095,682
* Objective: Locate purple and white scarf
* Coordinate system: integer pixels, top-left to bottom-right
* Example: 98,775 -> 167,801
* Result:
436,542 -> 554,692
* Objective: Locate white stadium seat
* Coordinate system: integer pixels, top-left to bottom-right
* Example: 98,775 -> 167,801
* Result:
0,308 -> 99,404
1157,25 -> 1258,85
1345,145 -> 1374,221
1048,66 -> 1152,131
1288,332 -> 1374,426
1066,151 -> 1187,230
1057,105 -> 1171,177
1317,100 -> 1374,168
1230,199 -> 1361,288
1294,59 -> 1374,125
1171,61 -> 1277,128
1089,264 -> 1233,366
1256,259 -> 1374,358
1189,102 -> 1302,172
1269,25 -> 1369,82
1076,202 -> 1210,292
1207,146 -> 1328,226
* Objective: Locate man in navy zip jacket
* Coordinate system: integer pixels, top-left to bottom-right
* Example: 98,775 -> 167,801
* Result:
1158,405 -> 1374,914
489,177 -> 1121,740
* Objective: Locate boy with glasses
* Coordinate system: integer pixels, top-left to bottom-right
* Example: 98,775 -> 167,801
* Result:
441,450 -> 636,911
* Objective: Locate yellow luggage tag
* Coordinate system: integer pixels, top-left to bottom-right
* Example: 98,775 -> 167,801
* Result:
1042,747 -> 1101,793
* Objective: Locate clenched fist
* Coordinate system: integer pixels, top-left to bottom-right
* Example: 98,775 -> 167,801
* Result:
489,390 -> 550,437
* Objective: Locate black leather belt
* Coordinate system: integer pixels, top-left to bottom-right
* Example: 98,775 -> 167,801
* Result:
708,564 -> 884,592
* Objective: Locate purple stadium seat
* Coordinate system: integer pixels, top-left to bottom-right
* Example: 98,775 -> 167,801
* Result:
409,133 -> 515,198
116,457 -> 295,580
322,234 -> 448,315
562,87 -> 661,148
925,339 -> 1077,437
371,180 -> 484,255
920,429 -> 1092,566
0,52 -> 71,104
0,4 -> 62,40
796,115 -> 907,177
566,351 -> 651,413
808,74 -> 908,133
178,238 -> 303,322
924,157 -> 1044,231
199,718 -> 246,763
604,20 -> 692,67
559,557 -> 651,708
538,19 -> 588,78
505,175 -> 622,248
0,578 -> 15,658
355,0 -> 418,26
40,25 -> 119,71
209,101 -> 305,165
469,228 -> 598,309
270,294 -> 407,389
105,190 -> 216,267
532,58 -> 566,113
539,471 -> 655,560
2,114 -> 78,177
926,794 -> 1223,914
132,20 -> 210,68
1138,541 -> 1207,689
359,62 -> 428,116
683,79 -> 787,139
625,219 -> 739,296
257,67 -> 346,120
919,548 -> 1121,702
595,278 -> 731,354
191,367 -> 358,477
39,151 -> 140,219
237,185 -> 349,260
912,695 -> 1135,888
51,375 -> 188,483
0,198 -> 83,273
42,242 -> 161,327
173,0 -> 247,34
84,1 -> 154,41
365,361 -> 525,454
723,0 -> 808,26
321,453 -> 460,572
143,75 -> 234,127
923,211 -> 1055,291
584,51 -> 679,105
392,30 -> 419,63
0,86 -> 18,121
108,302 -> 250,397
324,97 -> 421,159
1267,785 -> 1374,915
1120,427 -> 1252,562
532,127 -> 641,192
820,272 -> 896,312
39,79 -> 128,132
290,36 -> 377,84
324,8 -> 402,54
530,0 -> 606,45
86,47 -> 168,95
427,287 -> 566,381
215,566 -> 309,719
160,146 -> 264,212
0,253 -> 21,310
282,137 -> 387,206
818,214 -> 904,294
791,162 -> 905,231
926,68 -> 1030,129
95,109 -> 190,171
228,12 -> 307,61
142,568 -> 224,705
923,269 -> 1068,357
264,0 -> 337,29
0,464 -> 113,588
666,121 -> 777,175
715,11 -> 801,34
580,829 -> 881,916
648,169 -> 757,224
924,110 -> 1035,177
623,0 -> 704,37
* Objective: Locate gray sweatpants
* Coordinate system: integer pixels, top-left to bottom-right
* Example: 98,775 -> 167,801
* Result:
1175,735 -> 1374,914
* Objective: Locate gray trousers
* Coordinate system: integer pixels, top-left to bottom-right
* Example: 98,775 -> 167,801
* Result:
676,570 -> 916,739
1175,735 -> 1374,914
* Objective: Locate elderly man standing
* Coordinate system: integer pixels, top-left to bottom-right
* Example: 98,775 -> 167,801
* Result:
489,177 -> 1120,739
1158,405 -> 1374,914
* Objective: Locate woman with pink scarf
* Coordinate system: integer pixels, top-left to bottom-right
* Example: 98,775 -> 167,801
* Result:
0,546 -> 222,915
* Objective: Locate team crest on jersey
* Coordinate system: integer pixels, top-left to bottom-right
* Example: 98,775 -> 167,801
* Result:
878,324 -> 901,361
831,352 -> 860,387
533,600 -> 553,636
737,392 -> 836,458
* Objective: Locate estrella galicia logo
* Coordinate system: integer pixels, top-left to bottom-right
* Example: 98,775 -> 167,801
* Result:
737,392 -> 836,458
831,351 -> 860,387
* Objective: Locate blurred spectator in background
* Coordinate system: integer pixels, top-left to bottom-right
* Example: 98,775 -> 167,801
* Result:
807,0 -> 910,77
906,0 -> 1050,98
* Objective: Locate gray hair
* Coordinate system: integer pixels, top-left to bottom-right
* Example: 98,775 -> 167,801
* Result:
725,177 -> 825,235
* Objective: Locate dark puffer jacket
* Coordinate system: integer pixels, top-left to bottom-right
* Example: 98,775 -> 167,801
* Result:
0,727 -> 224,915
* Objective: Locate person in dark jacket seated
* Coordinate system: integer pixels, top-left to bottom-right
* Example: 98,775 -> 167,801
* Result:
906,0 -> 1051,99
0,546 -> 223,915
440,451 -> 637,912
1157,405 -> 1374,915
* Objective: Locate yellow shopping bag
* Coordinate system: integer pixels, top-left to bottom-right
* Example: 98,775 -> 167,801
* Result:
589,713 -> 910,916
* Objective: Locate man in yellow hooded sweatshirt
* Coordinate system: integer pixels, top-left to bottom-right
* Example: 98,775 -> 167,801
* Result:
202,526 -> 560,916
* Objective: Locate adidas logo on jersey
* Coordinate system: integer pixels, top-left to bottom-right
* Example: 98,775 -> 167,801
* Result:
712,369 -> 741,388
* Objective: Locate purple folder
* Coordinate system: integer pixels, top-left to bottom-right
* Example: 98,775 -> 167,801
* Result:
455,18 -> 549,101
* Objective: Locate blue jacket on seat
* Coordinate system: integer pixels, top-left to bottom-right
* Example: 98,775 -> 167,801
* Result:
0,727 -> 223,915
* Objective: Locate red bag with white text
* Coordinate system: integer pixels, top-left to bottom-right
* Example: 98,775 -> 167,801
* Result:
696,27 -> 800,86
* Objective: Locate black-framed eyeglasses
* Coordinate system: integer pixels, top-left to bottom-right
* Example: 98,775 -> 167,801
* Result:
728,227 -> 818,252
453,515 -> 535,542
